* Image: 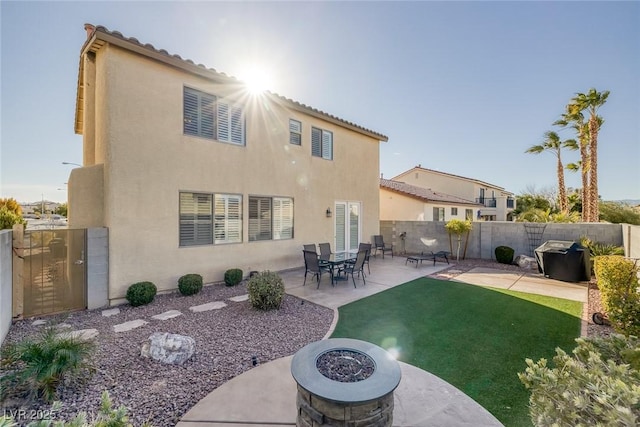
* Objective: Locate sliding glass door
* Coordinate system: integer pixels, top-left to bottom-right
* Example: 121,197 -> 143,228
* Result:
335,201 -> 361,252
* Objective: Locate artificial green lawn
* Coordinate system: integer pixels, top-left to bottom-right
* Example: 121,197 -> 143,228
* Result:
330,277 -> 583,427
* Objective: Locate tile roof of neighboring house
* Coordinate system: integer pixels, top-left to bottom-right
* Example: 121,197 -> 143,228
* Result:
75,24 -> 388,142
380,178 -> 481,206
394,166 -> 513,195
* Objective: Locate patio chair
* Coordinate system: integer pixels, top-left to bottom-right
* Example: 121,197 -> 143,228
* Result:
345,243 -> 372,275
341,250 -> 367,288
303,244 -> 317,253
319,242 -> 332,257
303,250 -> 329,289
373,235 -> 393,259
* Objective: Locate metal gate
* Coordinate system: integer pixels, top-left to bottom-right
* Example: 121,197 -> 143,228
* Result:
23,229 -> 87,317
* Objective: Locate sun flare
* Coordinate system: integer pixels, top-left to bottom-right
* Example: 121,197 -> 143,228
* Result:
240,64 -> 274,94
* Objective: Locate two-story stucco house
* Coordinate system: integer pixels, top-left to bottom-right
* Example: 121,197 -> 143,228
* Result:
69,24 -> 387,303
388,166 -> 516,221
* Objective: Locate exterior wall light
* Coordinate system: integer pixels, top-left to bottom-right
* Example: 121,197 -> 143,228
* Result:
326,208 -> 332,218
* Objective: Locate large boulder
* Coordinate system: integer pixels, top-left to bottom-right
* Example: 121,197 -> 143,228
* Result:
141,332 -> 195,365
515,255 -> 537,270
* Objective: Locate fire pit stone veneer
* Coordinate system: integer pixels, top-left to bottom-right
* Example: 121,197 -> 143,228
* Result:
291,338 -> 401,427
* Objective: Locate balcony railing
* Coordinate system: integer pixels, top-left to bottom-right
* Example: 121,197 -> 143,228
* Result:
476,198 -> 497,208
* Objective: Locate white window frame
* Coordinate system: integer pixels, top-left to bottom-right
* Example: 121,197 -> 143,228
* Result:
289,119 -> 302,145
183,87 -> 245,145
249,195 -> 294,241
311,127 -> 333,160
179,191 -> 242,247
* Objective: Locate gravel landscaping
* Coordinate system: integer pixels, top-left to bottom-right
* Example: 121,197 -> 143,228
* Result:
1,282 -> 334,426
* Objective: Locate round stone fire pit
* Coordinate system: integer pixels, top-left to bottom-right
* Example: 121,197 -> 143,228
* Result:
291,338 -> 401,427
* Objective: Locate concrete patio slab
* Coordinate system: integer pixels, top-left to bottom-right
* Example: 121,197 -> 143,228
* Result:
177,356 -> 502,427
453,267 -> 588,302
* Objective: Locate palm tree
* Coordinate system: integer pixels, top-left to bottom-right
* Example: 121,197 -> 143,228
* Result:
526,131 -> 576,213
572,88 -> 609,222
554,105 -> 590,221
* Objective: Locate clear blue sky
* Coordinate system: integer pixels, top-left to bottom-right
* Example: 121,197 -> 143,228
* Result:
1,1 -> 638,204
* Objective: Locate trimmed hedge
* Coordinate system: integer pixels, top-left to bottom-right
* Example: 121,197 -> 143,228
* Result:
495,245 -> 515,265
178,273 -> 203,296
224,269 -> 243,287
593,255 -> 640,337
126,281 -> 157,306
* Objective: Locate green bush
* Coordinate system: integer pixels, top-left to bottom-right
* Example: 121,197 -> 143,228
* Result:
519,334 -> 640,426
125,281 -> 157,306
0,205 -> 25,230
494,245 -> 515,265
224,269 -> 243,287
0,326 -> 95,402
178,273 -> 203,296
247,271 -> 285,310
594,256 -> 640,337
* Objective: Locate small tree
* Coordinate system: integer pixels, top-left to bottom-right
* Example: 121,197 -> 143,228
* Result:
445,219 -> 472,261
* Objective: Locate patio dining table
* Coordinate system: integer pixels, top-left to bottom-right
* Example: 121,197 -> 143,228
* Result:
319,251 -> 358,284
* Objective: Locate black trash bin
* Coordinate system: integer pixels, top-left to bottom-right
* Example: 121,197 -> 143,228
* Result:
534,240 -> 591,283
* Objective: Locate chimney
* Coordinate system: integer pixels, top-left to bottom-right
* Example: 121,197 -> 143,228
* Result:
84,24 -> 96,40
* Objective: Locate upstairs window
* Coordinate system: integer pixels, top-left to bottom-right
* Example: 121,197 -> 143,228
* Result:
289,119 -> 302,145
311,127 -> 333,160
184,87 -> 245,145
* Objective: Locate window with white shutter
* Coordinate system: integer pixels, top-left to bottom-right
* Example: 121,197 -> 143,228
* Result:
289,119 -> 302,145
179,192 -> 213,246
311,127 -> 333,160
249,196 -> 294,241
184,87 -> 244,145
214,194 -> 242,244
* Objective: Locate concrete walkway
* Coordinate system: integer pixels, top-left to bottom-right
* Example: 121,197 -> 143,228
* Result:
178,255 -> 589,427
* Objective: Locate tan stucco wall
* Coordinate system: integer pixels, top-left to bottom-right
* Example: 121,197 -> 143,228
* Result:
380,189 -> 478,222
68,164 -> 104,228
77,44 -> 382,300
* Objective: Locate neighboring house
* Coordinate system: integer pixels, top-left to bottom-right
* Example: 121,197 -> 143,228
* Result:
380,179 -> 482,221
69,24 -> 387,302
391,166 -> 516,221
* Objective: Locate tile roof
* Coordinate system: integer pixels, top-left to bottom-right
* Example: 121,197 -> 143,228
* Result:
380,178 -> 481,206
76,24 -> 388,142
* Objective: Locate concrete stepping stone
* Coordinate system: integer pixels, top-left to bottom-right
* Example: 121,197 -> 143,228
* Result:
228,294 -> 249,302
32,319 -> 47,326
113,319 -> 148,333
152,310 -> 183,320
189,301 -> 227,312
102,308 -> 121,317
58,328 -> 99,341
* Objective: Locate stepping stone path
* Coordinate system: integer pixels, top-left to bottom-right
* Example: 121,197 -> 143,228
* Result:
32,319 -> 47,326
152,310 -> 183,321
114,319 -> 148,333
228,294 -> 249,302
102,308 -> 120,317
58,328 -> 99,341
189,301 -> 227,312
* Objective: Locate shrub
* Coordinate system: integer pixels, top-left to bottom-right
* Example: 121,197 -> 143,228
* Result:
247,271 -> 285,310
593,256 -> 640,337
580,236 -> 624,269
494,245 -> 515,265
0,326 -> 95,402
125,281 -> 157,306
224,269 -> 243,287
519,334 -> 640,426
178,273 -> 203,296
0,205 -> 25,231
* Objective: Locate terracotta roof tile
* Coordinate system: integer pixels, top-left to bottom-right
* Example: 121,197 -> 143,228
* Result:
380,178 -> 481,206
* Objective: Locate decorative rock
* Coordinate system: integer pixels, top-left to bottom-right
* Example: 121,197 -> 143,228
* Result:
151,310 -> 183,321
113,319 -> 148,333
515,255 -> 537,269
58,328 -> 99,341
228,294 -> 249,302
32,319 -> 47,326
141,332 -> 195,364
189,301 -> 227,312
102,308 -> 120,317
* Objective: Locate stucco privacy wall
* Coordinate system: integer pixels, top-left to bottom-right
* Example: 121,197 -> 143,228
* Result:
380,221 -> 625,259
75,42 -> 382,301
622,224 -> 640,259
87,228 -> 109,309
1,230 -> 12,345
